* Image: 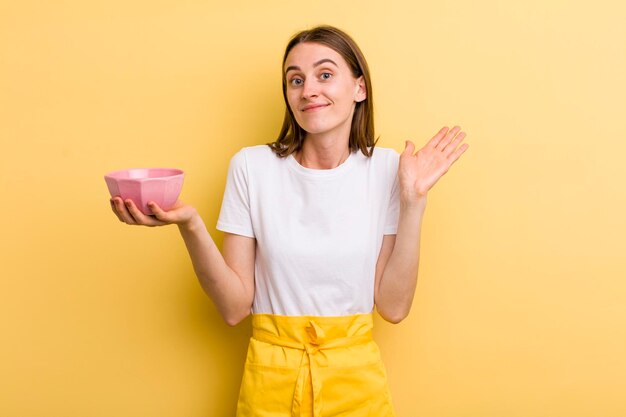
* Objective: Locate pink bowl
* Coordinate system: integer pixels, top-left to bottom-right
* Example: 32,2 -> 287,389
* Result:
104,168 -> 184,215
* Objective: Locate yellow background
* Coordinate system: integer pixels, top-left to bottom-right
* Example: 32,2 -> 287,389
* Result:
1,0 -> 625,416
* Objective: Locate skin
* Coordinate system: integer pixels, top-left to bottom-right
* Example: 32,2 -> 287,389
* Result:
284,42 -> 366,169
110,41 -> 469,325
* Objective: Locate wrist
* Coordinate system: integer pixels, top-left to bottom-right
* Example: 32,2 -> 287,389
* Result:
177,209 -> 203,232
400,190 -> 427,210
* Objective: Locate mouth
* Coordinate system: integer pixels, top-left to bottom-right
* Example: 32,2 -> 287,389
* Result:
301,103 -> 330,112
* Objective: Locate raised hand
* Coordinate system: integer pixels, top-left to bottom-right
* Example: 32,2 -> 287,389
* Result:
398,126 -> 469,201
110,197 -> 197,227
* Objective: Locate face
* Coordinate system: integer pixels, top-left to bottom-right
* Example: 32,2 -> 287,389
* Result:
284,42 -> 366,139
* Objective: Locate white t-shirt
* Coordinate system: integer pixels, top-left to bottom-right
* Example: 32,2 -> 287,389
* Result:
216,145 -> 400,316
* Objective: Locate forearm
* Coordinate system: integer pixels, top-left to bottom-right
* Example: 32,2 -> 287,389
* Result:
177,213 -> 252,325
377,195 -> 427,323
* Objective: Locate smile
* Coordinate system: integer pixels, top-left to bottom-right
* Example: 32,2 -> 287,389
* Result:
301,103 -> 329,112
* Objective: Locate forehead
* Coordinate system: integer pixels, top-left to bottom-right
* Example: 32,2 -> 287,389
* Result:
284,42 -> 349,70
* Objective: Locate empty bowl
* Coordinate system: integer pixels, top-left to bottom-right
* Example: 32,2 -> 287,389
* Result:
104,168 -> 184,215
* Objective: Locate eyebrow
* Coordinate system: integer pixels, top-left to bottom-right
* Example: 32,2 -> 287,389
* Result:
285,58 -> 339,74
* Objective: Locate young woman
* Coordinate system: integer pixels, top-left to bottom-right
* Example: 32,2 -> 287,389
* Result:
110,25 -> 468,417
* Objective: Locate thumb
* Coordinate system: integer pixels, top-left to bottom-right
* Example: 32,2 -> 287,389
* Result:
402,140 -> 416,156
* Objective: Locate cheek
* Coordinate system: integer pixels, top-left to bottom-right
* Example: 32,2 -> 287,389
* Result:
331,83 -> 357,104
286,90 -> 299,112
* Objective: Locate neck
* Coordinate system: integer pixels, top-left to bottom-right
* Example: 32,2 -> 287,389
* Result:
296,134 -> 351,169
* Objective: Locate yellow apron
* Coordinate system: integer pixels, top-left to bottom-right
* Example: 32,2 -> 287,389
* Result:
236,313 -> 396,417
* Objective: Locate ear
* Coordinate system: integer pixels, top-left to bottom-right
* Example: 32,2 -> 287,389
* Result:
354,76 -> 367,103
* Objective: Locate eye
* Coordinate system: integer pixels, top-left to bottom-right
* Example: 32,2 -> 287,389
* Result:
289,77 -> 303,87
320,72 -> 332,80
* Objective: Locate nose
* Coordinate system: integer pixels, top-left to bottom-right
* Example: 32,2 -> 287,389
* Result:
301,79 -> 319,100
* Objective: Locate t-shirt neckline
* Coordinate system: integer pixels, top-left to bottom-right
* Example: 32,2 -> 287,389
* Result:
286,151 -> 356,178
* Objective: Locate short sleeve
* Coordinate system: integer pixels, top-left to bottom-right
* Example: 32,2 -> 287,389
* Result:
216,149 -> 255,238
384,151 -> 400,235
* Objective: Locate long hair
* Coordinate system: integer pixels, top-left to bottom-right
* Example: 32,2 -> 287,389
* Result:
268,25 -> 377,158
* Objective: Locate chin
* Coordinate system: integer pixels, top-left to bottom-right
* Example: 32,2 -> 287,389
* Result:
295,120 -> 329,135
296,118 -> 348,137
300,125 -> 330,135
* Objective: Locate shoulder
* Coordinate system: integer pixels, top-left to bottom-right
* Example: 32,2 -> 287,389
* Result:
235,145 -> 281,162
367,146 -> 400,170
230,145 -> 281,168
371,146 -> 400,160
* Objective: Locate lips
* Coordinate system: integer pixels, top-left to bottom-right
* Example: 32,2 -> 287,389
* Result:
301,103 -> 329,112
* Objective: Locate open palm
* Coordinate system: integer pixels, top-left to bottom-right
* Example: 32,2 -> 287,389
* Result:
399,126 -> 469,199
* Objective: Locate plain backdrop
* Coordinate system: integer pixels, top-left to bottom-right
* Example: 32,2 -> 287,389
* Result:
1,0 -> 625,416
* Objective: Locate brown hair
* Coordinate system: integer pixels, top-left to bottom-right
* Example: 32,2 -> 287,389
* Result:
267,25 -> 377,157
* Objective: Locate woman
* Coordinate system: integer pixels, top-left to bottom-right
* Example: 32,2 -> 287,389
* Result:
110,25 -> 468,417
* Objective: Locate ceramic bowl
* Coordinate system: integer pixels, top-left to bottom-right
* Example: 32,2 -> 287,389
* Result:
104,168 -> 184,215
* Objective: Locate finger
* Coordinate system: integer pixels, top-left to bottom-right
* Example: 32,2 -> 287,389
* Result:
436,125 -> 461,150
124,199 -> 165,226
428,126 -> 449,148
147,201 -> 172,223
449,142 -> 469,164
442,131 -> 466,155
112,197 -> 137,224
402,140 -> 416,156
109,198 -> 124,222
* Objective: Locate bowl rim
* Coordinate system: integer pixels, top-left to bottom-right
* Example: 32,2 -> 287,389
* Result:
104,167 -> 185,180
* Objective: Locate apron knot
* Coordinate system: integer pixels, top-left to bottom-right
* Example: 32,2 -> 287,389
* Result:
247,314 -> 379,417
305,320 -> 326,345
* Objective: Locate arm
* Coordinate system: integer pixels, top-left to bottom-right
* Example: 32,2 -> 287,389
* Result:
178,214 -> 255,326
110,198 -> 255,326
374,126 -> 469,323
374,197 -> 426,324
